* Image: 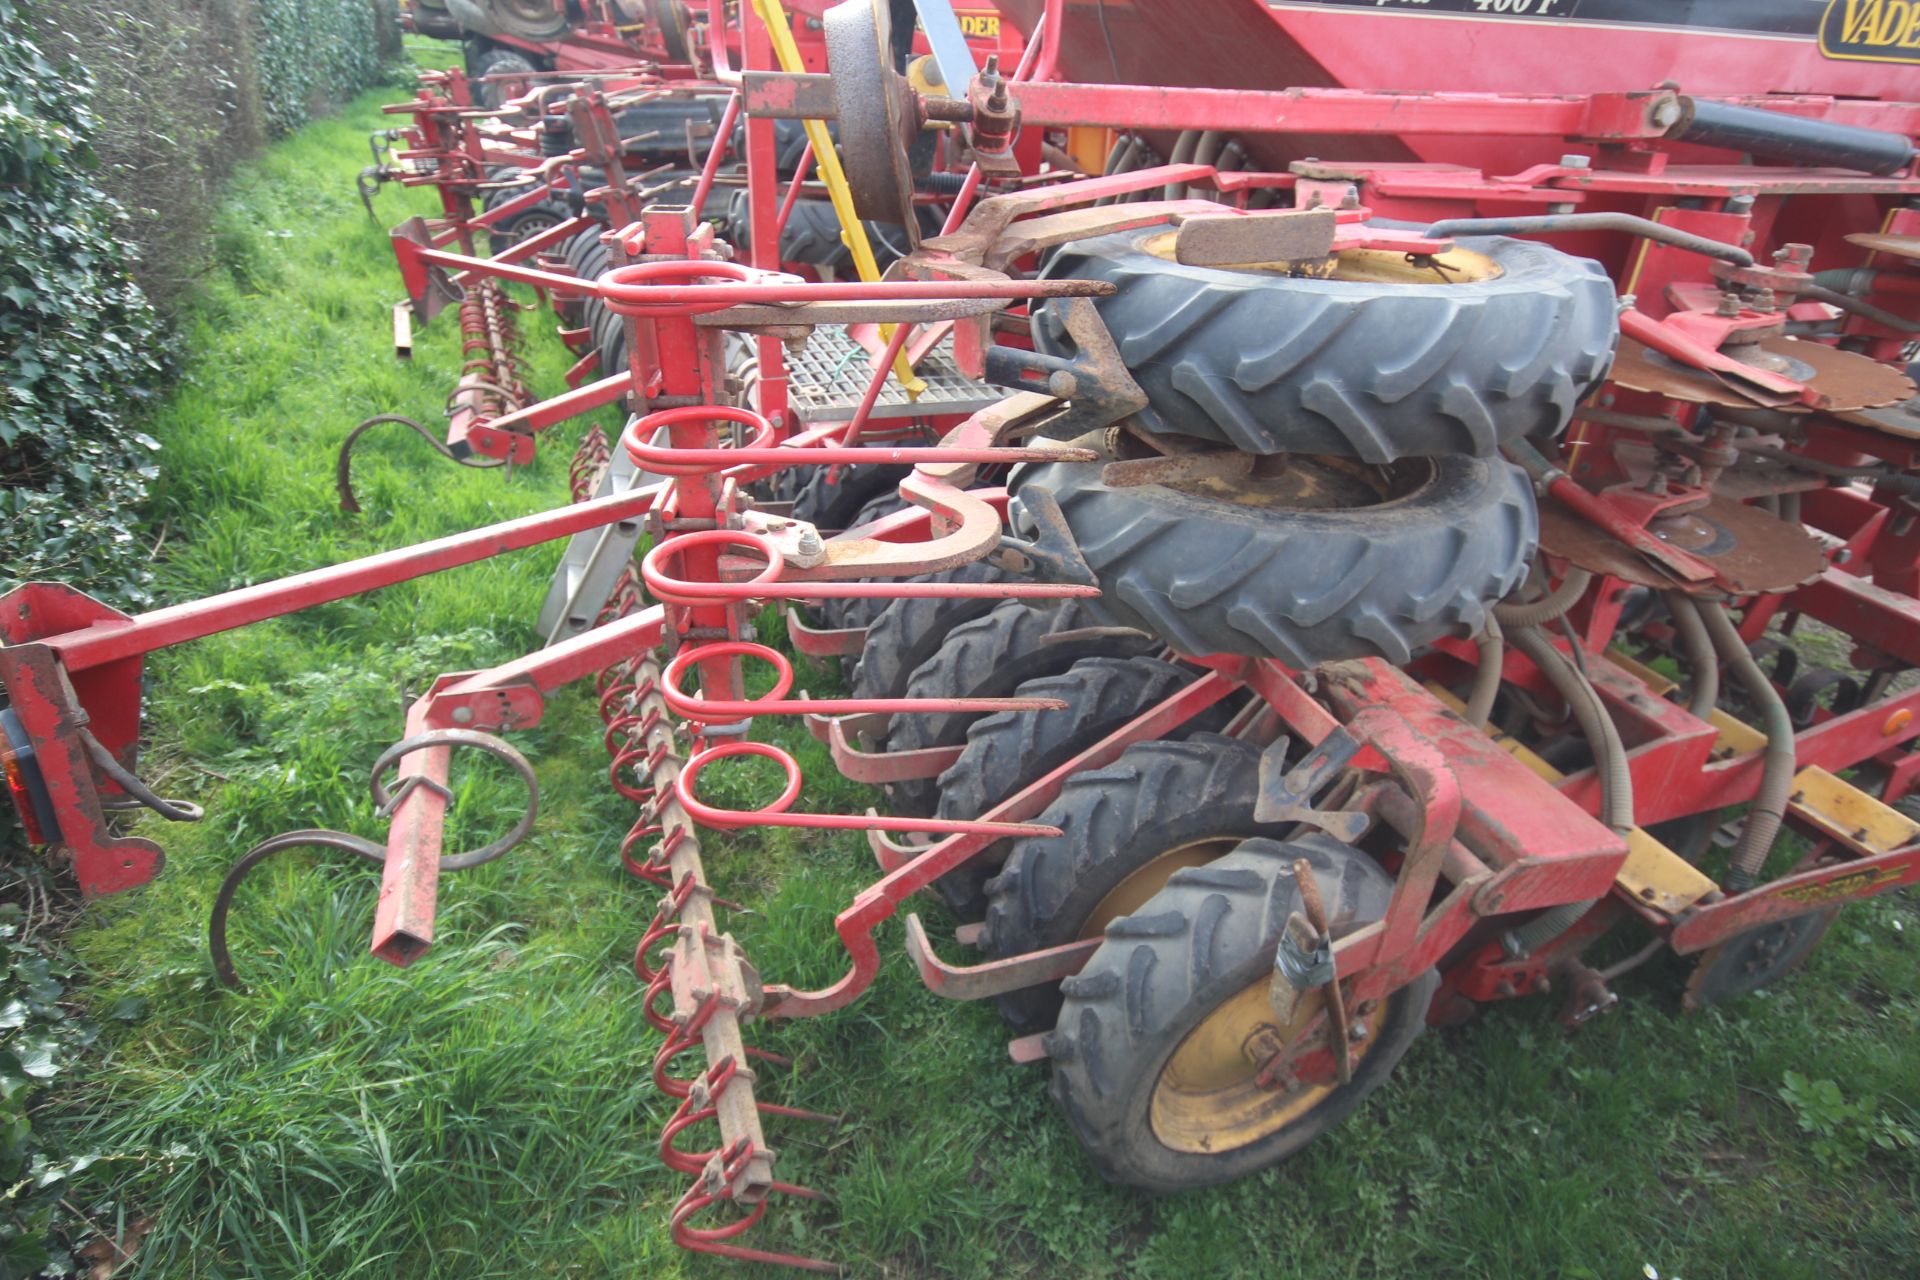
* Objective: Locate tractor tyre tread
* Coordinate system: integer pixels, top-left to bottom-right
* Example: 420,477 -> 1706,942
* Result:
1035,226 -> 1616,461
982,734 -> 1270,1032
885,600 -> 1149,817
1011,453 -> 1535,666
849,559 -> 1013,710
929,656 -> 1210,918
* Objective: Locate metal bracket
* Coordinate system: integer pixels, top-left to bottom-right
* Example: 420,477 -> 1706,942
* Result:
982,296 -> 1147,440
1254,728 -> 1370,842
995,484 -> 1096,587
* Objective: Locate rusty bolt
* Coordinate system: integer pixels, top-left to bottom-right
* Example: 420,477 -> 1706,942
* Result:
1241,1023 -> 1285,1065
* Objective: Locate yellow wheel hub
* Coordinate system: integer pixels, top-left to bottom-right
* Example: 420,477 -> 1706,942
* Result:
1149,980 -> 1381,1155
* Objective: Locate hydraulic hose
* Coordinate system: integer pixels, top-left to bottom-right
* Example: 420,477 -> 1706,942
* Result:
1697,600 -> 1796,892
1494,567 -> 1593,629
1793,282 -> 1920,335
1663,592 -> 1720,720
1424,213 -> 1754,268
1464,613 -> 1503,730
1162,130 -> 1199,200
1503,624 -> 1633,957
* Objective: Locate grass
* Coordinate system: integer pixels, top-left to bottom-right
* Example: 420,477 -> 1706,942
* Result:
43,51 -> 1920,1280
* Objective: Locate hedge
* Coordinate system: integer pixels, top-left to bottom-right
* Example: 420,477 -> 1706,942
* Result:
1,0 -> 401,606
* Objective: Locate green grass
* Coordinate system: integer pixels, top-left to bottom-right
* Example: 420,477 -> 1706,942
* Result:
45,57 -> 1920,1280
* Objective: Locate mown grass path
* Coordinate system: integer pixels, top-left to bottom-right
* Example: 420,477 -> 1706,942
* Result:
53,58 -> 1920,1280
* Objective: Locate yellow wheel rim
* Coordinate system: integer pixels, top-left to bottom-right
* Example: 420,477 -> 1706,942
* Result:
1149,980 -> 1381,1155
1079,838 -> 1241,940
1140,229 -> 1503,285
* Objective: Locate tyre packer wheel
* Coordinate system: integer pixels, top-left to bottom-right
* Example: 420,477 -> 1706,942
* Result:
882,599 -> 1152,817
981,734 -> 1279,1034
929,656 -> 1228,920
1049,836 -> 1438,1192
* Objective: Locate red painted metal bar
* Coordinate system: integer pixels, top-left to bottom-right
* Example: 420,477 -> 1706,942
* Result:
1006,83 -> 1673,136
838,317 -> 915,450
429,608 -> 668,730
43,484 -> 665,673
758,669 -> 1243,1018
772,142 -> 813,241
371,700 -> 446,967
416,243 -> 1115,307
468,370 -> 631,446
418,246 -> 601,294
688,90 -> 742,220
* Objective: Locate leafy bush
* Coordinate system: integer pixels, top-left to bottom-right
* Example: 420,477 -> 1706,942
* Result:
254,0 -> 393,136
1,1 -> 402,1267
2,0 -> 403,606
0,0 -> 168,607
30,0 -> 402,313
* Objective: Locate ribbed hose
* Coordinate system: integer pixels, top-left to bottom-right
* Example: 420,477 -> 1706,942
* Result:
1464,614 -> 1503,730
1663,592 -> 1720,719
1094,136 -> 1140,206
1493,567 -> 1593,629
1162,130 -> 1198,199
1503,625 -> 1634,957
1698,601 -> 1796,892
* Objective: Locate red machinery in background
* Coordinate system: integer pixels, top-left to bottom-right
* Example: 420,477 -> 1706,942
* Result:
9,0 -> 1920,1270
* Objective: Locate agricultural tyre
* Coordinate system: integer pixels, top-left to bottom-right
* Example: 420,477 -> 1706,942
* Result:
930,656 -> 1226,919
1049,835 -> 1438,1191
983,735 -> 1283,1033
485,188 -> 572,250
614,99 -> 716,167
1011,450 -> 1535,666
792,460 -> 910,533
1034,225 -> 1616,461
883,600 -> 1153,817
720,189 -> 926,272
484,0 -> 568,41
469,46 -> 540,110
849,559 -> 1012,709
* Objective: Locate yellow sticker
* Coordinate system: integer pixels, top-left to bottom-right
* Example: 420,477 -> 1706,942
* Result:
1776,864 -> 1905,905
957,10 -> 1001,39
1819,0 -> 1920,65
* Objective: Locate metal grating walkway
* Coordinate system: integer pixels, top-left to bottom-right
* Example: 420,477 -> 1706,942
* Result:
784,325 -> 1003,423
